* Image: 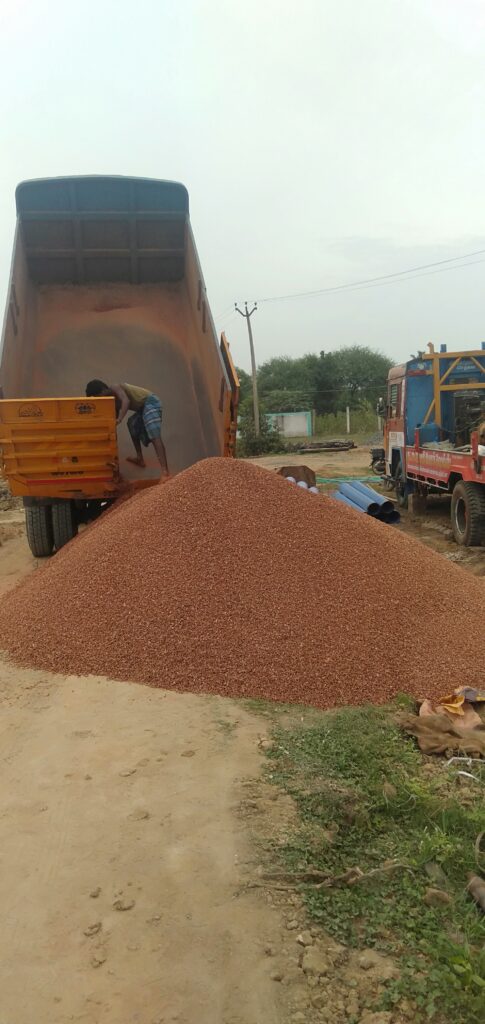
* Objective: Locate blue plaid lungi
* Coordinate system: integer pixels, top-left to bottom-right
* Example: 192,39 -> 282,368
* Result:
127,395 -> 162,448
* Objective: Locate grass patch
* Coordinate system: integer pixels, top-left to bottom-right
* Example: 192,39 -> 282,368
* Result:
265,704 -> 485,1023
240,696 -> 312,719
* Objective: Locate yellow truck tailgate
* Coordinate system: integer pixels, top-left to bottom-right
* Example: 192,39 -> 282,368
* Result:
0,396 -> 119,499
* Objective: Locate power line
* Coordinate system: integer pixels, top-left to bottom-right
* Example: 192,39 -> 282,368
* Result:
258,385 -> 386,395
214,303 -> 236,321
327,256 -> 485,295
215,251 -> 485,324
255,247 -> 485,305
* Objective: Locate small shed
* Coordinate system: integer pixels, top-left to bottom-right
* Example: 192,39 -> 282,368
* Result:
266,410 -> 313,438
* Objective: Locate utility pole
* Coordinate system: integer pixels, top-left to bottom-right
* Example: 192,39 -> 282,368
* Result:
235,301 -> 260,435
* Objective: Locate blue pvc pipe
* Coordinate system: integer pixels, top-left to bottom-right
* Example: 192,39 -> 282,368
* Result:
331,490 -> 365,514
377,509 -> 400,524
339,481 -> 380,515
348,480 -> 394,514
332,490 -> 399,526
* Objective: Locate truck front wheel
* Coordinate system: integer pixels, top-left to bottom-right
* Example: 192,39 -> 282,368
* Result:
52,500 -> 78,551
451,481 -> 485,546
25,505 -> 54,557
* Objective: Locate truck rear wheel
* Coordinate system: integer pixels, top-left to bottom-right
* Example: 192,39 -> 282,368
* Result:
52,500 -> 78,551
25,505 -> 54,557
451,481 -> 485,546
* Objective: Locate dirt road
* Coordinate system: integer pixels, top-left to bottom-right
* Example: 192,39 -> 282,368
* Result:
0,656 -> 288,1024
0,508 -> 33,597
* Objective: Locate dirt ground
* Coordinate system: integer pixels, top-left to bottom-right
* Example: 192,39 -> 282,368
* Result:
0,658 -> 293,1024
249,446 -> 374,479
1,453 -> 484,1024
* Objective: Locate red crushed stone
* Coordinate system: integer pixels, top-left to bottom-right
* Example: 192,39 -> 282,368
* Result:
0,457 -> 484,709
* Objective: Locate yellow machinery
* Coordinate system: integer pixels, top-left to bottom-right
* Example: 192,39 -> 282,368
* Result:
0,397 -> 118,500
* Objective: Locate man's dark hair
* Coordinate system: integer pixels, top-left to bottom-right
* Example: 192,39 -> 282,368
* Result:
86,379 -> 109,397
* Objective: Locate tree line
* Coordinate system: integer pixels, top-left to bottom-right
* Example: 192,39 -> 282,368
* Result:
236,345 -> 392,416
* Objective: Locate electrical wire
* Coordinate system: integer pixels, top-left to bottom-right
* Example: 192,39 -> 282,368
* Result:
215,310 -> 239,330
253,246 -> 485,305
321,257 -> 485,296
216,253 -> 485,325
250,385 -> 388,395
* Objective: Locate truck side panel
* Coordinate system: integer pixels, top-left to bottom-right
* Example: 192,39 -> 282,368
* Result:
0,226 -> 38,399
0,396 -> 118,499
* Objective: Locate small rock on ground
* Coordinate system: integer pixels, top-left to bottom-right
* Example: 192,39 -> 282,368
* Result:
297,930 -> 313,946
302,946 -> 334,976
91,955 -> 106,968
424,886 -> 452,907
83,922 -> 102,937
112,898 -> 135,912
357,949 -> 398,981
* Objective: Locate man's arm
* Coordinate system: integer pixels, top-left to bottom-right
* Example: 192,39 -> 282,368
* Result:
111,384 -> 130,425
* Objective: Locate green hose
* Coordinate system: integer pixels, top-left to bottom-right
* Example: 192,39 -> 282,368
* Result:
316,475 -> 382,484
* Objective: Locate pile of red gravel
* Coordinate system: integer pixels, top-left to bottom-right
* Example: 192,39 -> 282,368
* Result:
1,458 -> 484,708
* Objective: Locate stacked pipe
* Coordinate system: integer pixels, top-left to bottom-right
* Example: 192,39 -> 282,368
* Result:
278,466 -> 320,494
332,480 -> 400,524
285,477 -> 320,495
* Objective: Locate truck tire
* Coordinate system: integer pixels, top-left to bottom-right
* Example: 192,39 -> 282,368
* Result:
394,460 -> 408,509
25,505 -> 54,557
451,481 -> 485,546
52,500 -> 78,551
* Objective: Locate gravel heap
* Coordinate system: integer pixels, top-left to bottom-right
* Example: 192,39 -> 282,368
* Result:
0,458 -> 483,708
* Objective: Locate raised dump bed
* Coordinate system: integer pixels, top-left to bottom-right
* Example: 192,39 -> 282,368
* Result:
0,176 -> 238,554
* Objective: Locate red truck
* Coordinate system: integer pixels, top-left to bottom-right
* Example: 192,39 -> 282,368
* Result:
375,343 -> 485,546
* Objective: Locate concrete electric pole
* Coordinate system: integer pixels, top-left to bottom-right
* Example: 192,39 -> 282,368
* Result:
235,302 -> 260,435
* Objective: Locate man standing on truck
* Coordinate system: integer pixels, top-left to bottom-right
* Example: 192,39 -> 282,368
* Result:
85,380 -> 169,480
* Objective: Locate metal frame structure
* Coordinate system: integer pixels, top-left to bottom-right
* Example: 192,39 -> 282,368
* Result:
422,346 -> 485,428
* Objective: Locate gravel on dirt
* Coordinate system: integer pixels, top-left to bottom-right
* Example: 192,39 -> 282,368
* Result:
0,457 -> 484,708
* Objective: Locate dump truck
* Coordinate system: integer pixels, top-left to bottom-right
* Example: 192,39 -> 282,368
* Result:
374,343 -> 485,545
0,176 -> 239,556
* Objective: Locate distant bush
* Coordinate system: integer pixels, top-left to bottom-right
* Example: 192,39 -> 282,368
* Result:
314,404 -> 378,437
237,399 -> 283,457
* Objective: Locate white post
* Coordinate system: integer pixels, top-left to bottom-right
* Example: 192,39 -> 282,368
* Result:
346,405 -> 350,434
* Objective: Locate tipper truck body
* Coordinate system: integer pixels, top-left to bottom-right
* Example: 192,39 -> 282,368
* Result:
375,343 -> 485,545
0,176 -> 239,555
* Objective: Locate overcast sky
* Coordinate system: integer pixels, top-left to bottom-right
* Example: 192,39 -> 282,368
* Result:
1,0 -> 484,372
